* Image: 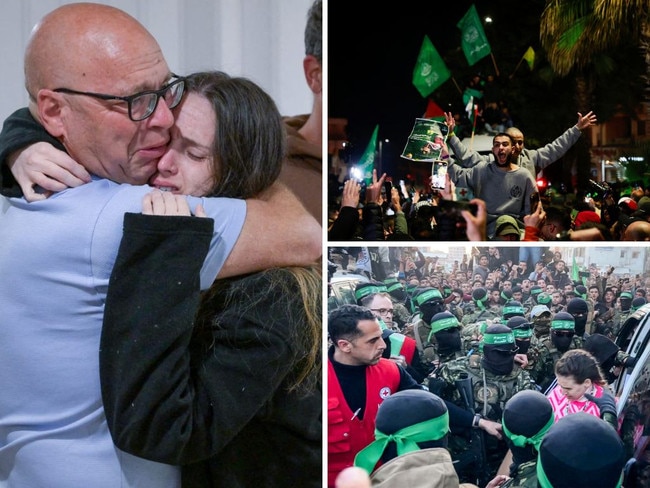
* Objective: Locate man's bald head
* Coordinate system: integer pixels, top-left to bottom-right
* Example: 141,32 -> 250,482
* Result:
624,220 -> 650,241
25,3 -> 164,100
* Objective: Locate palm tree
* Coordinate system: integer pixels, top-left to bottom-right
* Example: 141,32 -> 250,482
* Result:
540,0 -> 650,187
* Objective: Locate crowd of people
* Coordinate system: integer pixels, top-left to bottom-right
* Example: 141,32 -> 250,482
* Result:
328,109 -> 650,242
328,245 -> 648,487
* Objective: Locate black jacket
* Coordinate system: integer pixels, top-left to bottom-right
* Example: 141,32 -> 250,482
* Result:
101,213 -> 322,487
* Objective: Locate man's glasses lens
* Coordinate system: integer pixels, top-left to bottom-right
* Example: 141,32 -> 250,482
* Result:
131,78 -> 185,121
371,308 -> 394,316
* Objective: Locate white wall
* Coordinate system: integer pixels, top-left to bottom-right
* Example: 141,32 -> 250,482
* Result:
0,0 -> 313,124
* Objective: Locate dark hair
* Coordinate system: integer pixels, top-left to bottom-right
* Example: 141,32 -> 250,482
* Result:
554,349 -> 607,386
185,71 -> 285,199
328,304 -> 376,344
304,0 -> 322,62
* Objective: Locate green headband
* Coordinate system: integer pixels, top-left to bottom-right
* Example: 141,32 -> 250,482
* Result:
427,316 -> 460,342
551,319 -> 575,330
386,282 -> 404,293
500,291 -> 511,301
415,289 -> 442,306
512,327 -> 533,339
531,288 -> 542,295
536,454 -> 623,488
502,305 -> 524,317
502,412 -> 553,449
620,292 -> 633,299
355,285 -> 384,300
354,413 -> 449,474
482,331 -> 515,346
384,278 -> 399,285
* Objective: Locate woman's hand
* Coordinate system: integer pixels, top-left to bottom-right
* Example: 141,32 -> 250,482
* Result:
142,189 -> 206,217
8,142 -> 91,201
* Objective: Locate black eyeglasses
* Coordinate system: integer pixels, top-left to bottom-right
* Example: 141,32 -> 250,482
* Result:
53,75 -> 186,122
370,308 -> 394,316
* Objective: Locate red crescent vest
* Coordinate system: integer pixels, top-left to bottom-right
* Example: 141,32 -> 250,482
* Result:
327,358 -> 401,487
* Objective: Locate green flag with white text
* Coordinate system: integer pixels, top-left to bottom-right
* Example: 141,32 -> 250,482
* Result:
412,35 -> 451,98
457,4 -> 491,66
358,125 -> 378,184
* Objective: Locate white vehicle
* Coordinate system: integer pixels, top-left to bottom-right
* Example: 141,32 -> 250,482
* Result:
612,303 -> 650,483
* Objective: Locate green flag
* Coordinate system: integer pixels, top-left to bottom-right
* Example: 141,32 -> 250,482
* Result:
571,256 -> 579,282
457,4 -> 491,66
412,35 -> 451,98
358,125 -> 378,185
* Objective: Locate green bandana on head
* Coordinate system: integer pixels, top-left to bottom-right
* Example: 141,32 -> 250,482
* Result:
503,412 -> 553,449
430,315 -> 459,334
536,456 -> 623,488
386,282 -> 404,293
415,289 -> 442,307
502,304 -> 524,317
483,331 -> 515,346
551,319 -> 575,331
620,291 -> 633,300
354,285 -> 384,301
353,413 -> 449,474
511,327 -> 533,339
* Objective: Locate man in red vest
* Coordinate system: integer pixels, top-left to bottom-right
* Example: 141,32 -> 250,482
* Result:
327,304 -> 422,487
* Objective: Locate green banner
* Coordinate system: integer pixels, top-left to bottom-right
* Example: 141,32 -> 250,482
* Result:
358,125 -> 378,184
412,35 -> 451,98
457,4 -> 491,66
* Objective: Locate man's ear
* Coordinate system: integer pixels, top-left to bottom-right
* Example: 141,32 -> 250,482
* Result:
36,89 -> 66,138
336,338 -> 352,353
302,54 -> 321,95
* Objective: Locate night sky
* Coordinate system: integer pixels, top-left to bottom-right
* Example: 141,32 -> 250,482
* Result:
329,1 -> 547,178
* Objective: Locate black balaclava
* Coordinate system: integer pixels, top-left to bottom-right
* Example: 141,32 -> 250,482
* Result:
619,291 -> 633,312
506,316 -> 533,355
415,288 -> 445,325
472,287 -> 489,311
583,333 -> 620,383
481,324 -> 517,376
429,311 -> 462,356
502,390 -> 554,472
550,312 -> 575,352
538,412 -> 626,488
370,389 -> 449,465
566,297 -> 589,336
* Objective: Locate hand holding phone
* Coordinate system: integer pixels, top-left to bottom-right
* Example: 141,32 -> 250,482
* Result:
431,160 -> 448,190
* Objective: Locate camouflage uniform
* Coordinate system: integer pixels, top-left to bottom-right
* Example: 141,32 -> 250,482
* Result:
436,354 -> 535,481
502,460 -> 538,488
413,314 -> 465,370
438,355 -> 535,420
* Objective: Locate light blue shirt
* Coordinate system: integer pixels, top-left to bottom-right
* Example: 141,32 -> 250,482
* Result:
0,178 -> 245,487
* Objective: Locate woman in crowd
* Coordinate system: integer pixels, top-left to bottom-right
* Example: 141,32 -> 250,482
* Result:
547,348 -> 609,422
